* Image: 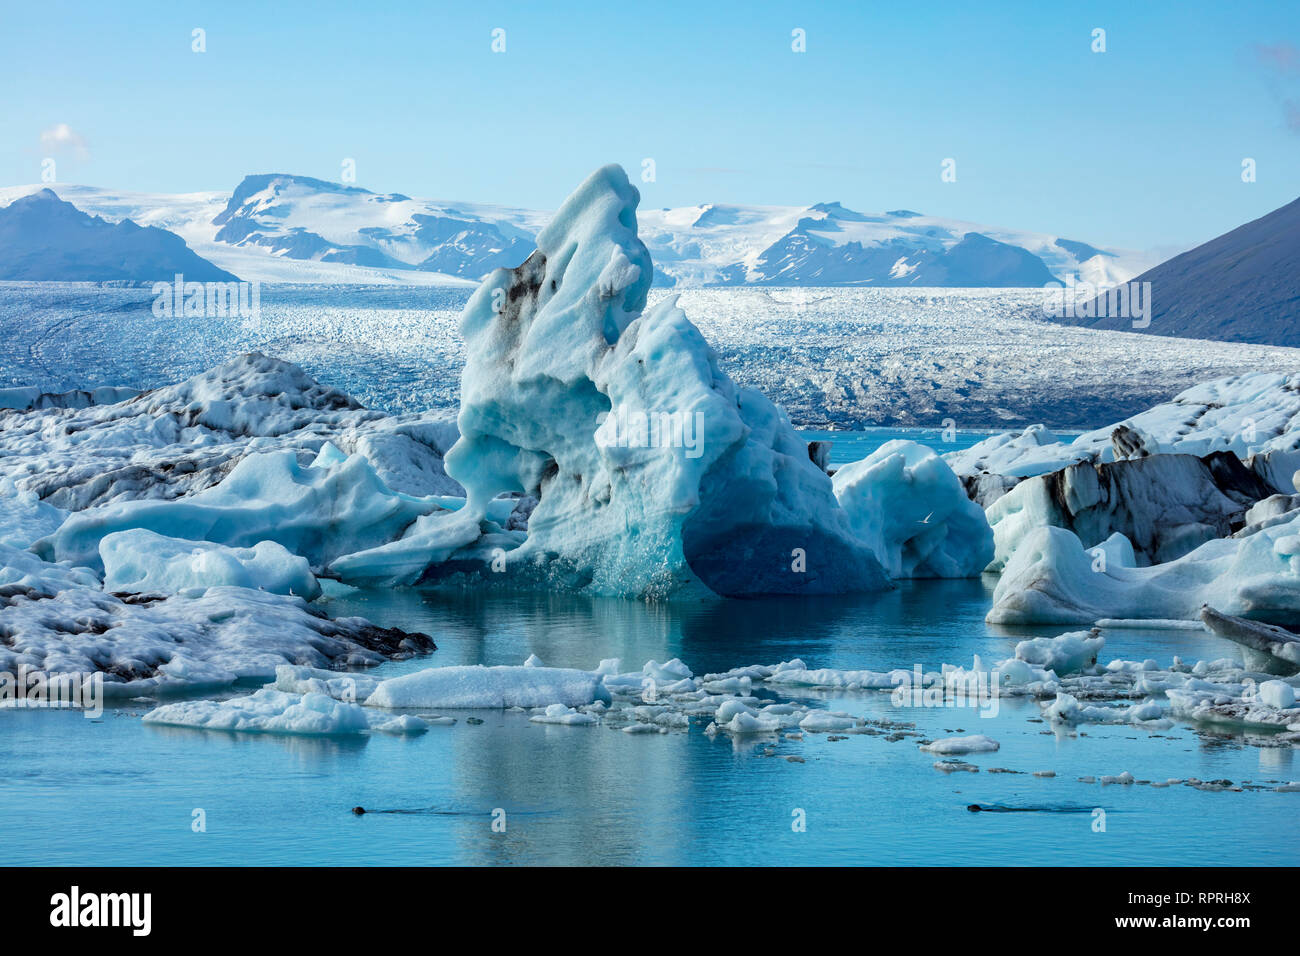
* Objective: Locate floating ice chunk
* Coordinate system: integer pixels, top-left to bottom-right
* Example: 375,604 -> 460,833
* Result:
798,711 -> 861,733
523,654 -> 544,668
1200,606 -> 1300,675
1014,628 -> 1104,675
530,703 -> 598,725
715,698 -> 758,723
715,711 -> 782,735
1166,687 -> 1300,729
101,529 -> 321,599
365,665 -> 612,709
763,659 -> 907,691
1042,691 -> 1166,726
1259,679 -> 1297,710
643,658 -> 693,682
270,664 -> 381,702
919,734 -> 1000,754
142,688 -> 423,736
832,439 -> 993,578
1100,771 -> 1135,785
367,714 -> 430,734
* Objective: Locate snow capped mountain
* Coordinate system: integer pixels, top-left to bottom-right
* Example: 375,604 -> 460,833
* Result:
0,174 -> 1157,287
639,200 -> 1152,288
211,173 -> 545,278
1052,195 -> 1300,346
0,189 -> 237,283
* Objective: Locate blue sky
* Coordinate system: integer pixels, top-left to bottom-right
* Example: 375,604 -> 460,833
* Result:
2,0 -> 1297,250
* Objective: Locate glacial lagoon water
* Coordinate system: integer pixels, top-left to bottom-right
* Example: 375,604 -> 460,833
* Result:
2,429 -> 1296,867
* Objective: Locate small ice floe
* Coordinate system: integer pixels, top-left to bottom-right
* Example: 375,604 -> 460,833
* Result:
1100,771 -> 1135,785
934,759 -> 979,773
797,711 -> 863,733
417,715 -> 458,726
272,664 -> 382,702
1014,629 -> 1104,675
529,704 -> 597,726
708,711 -> 782,736
1042,691 -> 1169,727
142,688 -> 426,736
366,665 -> 611,710
920,734 -> 1000,755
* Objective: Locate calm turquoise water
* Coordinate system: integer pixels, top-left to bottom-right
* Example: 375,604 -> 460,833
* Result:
0,430 -> 1294,866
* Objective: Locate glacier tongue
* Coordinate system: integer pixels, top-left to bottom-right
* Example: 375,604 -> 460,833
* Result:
333,165 -> 891,597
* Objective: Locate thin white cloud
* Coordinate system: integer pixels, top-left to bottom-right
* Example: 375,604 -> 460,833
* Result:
1251,43 -> 1300,135
39,123 -> 89,159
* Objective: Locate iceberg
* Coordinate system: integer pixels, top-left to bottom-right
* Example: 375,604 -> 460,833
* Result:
332,165 -> 890,598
